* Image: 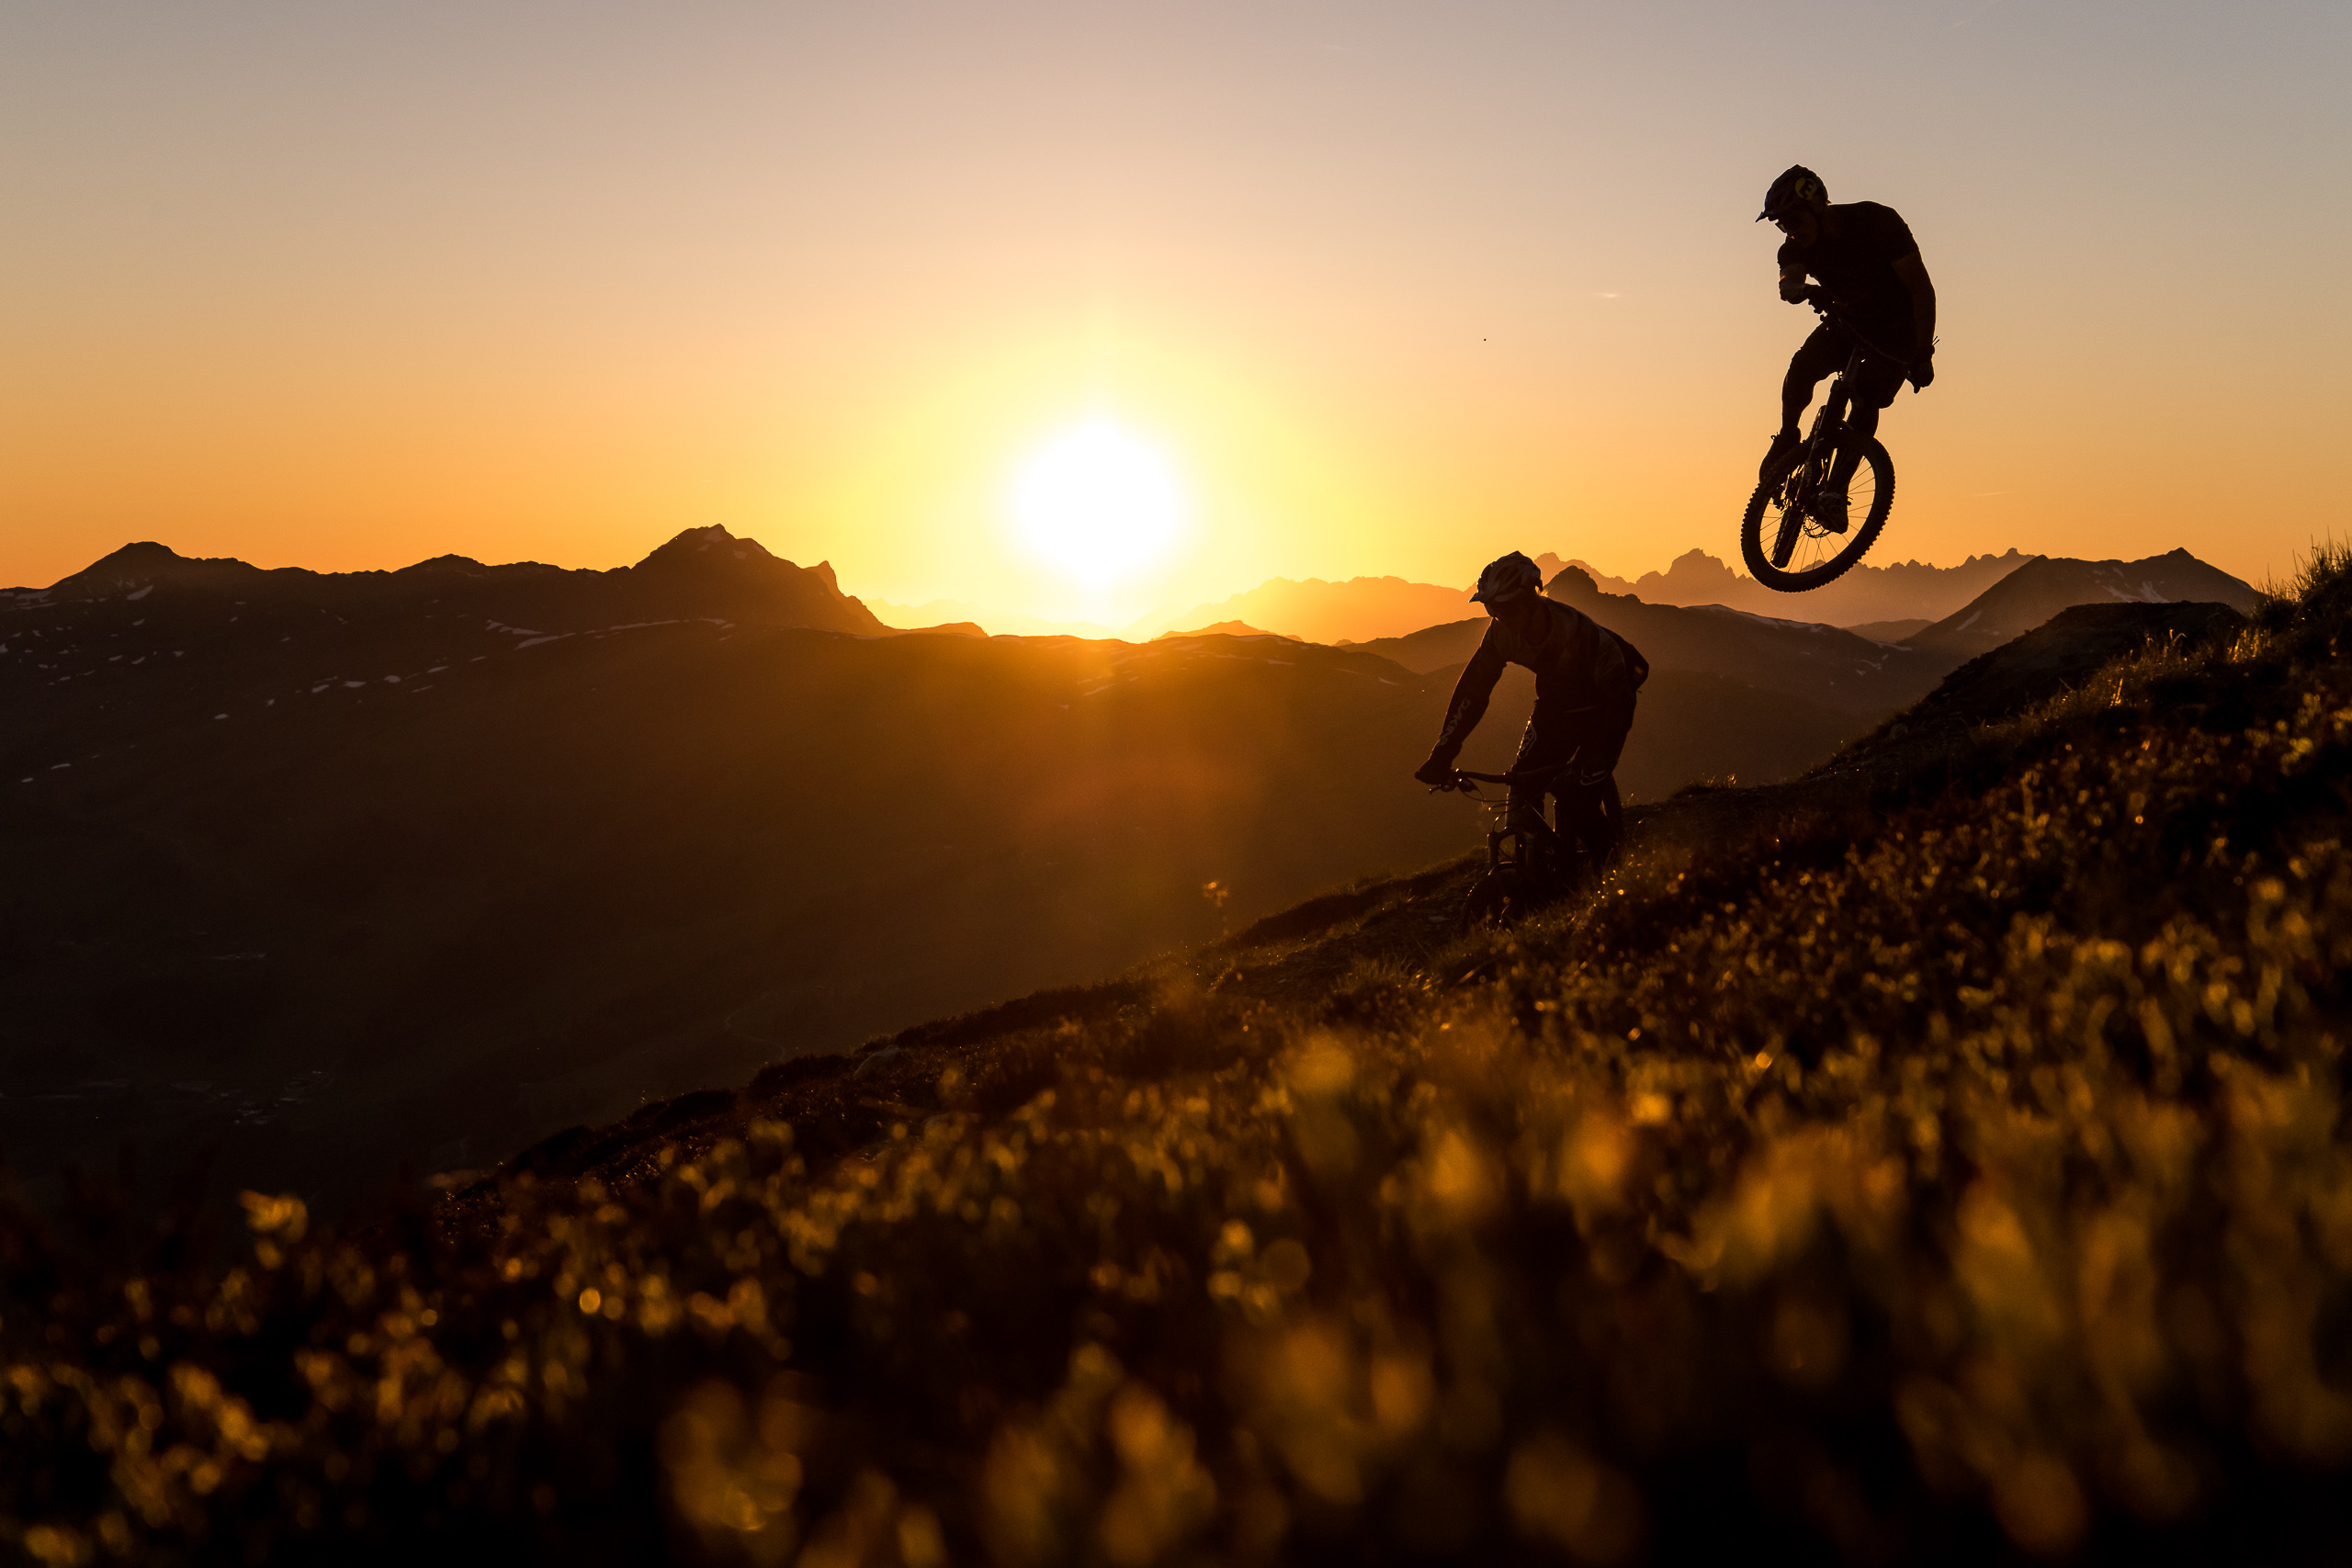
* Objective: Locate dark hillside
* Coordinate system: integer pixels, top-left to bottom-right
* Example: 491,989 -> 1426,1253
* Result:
6,556 -> 2348,1564
0,598 -> 1492,1214
1837,600 -> 2250,769
2,536 -> 1941,1218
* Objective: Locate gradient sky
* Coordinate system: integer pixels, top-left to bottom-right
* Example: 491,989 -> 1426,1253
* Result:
4,1 -> 2346,624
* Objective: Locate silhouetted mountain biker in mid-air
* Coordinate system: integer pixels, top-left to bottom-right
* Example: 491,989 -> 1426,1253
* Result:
1757,165 -> 1938,533
1413,552 -> 1646,880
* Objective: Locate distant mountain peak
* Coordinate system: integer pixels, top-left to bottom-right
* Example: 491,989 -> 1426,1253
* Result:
92,539 -> 187,569
1545,564 -> 1606,601
1158,620 -> 1281,640
635,525 -> 785,570
42,540 -> 269,599
1907,550 -> 2256,657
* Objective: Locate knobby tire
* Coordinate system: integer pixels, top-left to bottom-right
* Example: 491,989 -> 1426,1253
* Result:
1460,869 -> 1532,932
1740,435 -> 1895,592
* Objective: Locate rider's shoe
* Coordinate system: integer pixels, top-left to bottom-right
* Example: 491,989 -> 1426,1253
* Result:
1811,490 -> 1850,533
1758,430 -> 1803,486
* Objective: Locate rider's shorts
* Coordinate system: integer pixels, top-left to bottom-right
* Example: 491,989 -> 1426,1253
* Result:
1787,322 -> 1907,411
1511,694 -> 1635,795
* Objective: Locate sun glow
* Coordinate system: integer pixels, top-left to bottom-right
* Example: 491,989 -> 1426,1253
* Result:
1011,419 -> 1182,587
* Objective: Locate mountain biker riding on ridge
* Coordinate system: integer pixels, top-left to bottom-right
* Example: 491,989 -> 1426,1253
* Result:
1758,165 -> 1939,532
1413,552 -> 1646,877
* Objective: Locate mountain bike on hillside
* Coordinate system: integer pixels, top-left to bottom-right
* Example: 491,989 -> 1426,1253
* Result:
1432,762 -> 1598,929
1741,297 -> 1911,592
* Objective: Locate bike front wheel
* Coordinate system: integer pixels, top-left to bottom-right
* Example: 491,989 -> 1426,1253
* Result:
1740,435 -> 1894,592
1460,868 -> 1535,932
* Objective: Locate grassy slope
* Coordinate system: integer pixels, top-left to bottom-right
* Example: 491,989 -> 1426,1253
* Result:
6,560 -> 2352,1565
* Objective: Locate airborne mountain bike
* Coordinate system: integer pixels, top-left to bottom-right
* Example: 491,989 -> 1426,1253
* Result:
1433,762 -> 1595,929
1739,299 -> 1911,592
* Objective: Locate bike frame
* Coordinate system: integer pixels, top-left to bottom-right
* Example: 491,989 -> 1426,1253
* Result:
1447,764 -> 1574,886
1779,310 -> 1873,517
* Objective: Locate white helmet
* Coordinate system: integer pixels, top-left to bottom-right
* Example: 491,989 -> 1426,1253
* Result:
1469,551 -> 1544,605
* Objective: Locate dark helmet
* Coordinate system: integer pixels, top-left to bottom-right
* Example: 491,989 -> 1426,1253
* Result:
1757,164 -> 1828,222
1469,551 -> 1544,605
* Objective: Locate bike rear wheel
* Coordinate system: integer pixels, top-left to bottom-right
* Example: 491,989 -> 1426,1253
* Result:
1740,435 -> 1894,592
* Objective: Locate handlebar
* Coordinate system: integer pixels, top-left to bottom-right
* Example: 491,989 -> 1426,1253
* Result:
1427,761 -> 1571,795
1453,765 -> 1569,784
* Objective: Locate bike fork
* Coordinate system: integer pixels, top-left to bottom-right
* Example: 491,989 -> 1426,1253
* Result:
1792,386 -> 1848,502
1823,377 -> 1851,432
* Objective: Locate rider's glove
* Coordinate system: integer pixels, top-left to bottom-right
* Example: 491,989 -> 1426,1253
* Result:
1911,355 -> 1935,391
1413,753 -> 1458,789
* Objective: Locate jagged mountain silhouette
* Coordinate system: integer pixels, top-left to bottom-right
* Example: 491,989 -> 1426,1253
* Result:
1905,547 -> 2258,657
13,525 -> 901,637
1560,546 -> 2038,626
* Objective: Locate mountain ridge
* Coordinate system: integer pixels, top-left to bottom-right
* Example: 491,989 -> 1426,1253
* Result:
1350,566 -> 1962,716
1558,545 -> 2039,625
8,525 -> 894,638
1101,547 -> 2046,649
1906,547 -> 2258,656
1125,574 -> 1476,645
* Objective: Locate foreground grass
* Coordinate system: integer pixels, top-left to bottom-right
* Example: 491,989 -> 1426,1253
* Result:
6,556 -> 2352,1565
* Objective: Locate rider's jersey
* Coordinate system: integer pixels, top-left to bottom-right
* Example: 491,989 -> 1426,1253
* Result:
1430,597 -> 1637,764
1779,200 -> 1920,348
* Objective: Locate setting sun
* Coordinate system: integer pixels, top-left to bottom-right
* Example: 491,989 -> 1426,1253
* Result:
1010,418 -> 1183,588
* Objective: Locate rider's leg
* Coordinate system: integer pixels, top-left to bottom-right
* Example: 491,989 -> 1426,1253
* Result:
1826,355 -> 1903,490
1556,781 -> 1611,864
1769,328 -> 1841,483
1509,707 -> 1577,873
1780,327 -> 1842,434
1594,773 -> 1624,861
1556,697 -> 1634,875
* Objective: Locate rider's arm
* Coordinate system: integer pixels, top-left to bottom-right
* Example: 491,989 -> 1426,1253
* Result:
1427,624 -> 1509,766
1776,238 -> 1811,303
1892,251 -> 1937,361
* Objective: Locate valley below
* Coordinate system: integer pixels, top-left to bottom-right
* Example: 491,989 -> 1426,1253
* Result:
0,534 -> 2257,1223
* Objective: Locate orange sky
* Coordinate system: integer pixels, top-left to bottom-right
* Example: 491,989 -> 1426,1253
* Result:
4,2 -> 2346,625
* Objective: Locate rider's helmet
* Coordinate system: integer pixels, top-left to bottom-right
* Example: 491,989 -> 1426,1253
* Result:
1757,164 -> 1828,223
1469,551 -> 1544,605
